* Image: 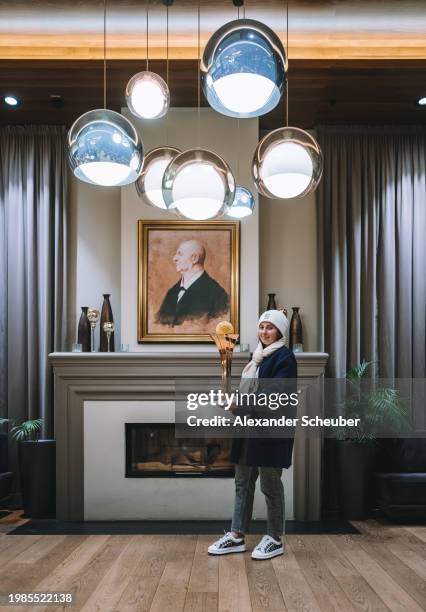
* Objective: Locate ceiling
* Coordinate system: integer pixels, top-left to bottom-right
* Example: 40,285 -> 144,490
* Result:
2,0 -> 426,60
1,0 -> 425,129
1,59 -> 425,130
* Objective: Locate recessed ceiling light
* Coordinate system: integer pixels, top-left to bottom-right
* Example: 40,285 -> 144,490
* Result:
4,95 -> 19,106
49,94 -> 64,109
417,96 -> 426,106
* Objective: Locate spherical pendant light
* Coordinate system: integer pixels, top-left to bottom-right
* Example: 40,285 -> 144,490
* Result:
252,127 -> 323,199
162,149 -> 235,220
126,71 -> 170,120
226,186 -> 255,218
135,146 -> 181,209
67,109 -> 144,187
201,19 -> 287,119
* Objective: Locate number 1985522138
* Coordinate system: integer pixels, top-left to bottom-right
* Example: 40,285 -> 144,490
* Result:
2,592 -> 74,606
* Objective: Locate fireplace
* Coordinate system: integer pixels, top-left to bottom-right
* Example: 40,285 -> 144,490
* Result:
51,352 -> 328,520
125,423 -> 234,477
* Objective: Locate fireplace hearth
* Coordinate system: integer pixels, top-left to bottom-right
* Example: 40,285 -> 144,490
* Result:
125,424 -> 234,477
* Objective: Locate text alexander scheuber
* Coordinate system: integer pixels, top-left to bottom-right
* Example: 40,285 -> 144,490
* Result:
184,390 -> 361,428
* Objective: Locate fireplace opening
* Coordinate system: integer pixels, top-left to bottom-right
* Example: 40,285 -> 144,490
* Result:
125,424 -> 235,477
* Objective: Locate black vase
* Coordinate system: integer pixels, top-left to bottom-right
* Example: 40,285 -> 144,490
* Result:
336,441 -> 376,520
77,306 -> 91,352
266,293 -> 277,310
100,294 -> 114,352
19,440 -> 56,518
290,306 -> 303,348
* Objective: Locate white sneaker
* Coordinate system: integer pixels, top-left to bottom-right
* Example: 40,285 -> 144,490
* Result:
251,535 -> 283,560
208,532 -> 246,555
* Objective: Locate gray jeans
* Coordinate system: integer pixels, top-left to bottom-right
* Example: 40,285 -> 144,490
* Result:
231,464 -> 285,538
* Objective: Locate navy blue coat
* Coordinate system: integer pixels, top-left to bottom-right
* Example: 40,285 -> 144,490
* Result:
230,346 -> 297,468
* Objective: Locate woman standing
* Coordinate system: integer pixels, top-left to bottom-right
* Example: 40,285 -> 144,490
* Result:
208,310 -> 297,560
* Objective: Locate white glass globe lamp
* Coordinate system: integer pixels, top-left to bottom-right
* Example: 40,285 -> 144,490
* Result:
135,146 -> 181,209
253,127 -> 323,199
67,109 -> 144,187
126,71 -> 170,120
162,149 -> 235,220
226,186 -> 255,218
201,19 -> 287,119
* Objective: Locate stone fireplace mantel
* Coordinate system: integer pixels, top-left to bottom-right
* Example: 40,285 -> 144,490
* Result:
49,351 -> 328,521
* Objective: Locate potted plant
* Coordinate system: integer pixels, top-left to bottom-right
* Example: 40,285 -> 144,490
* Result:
10,418 -> 56,518
335,360 -> 409,520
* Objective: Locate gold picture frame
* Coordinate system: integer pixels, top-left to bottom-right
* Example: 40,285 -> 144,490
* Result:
138,220 -> 240,342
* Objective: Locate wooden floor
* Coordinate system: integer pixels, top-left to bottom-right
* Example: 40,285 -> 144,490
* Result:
0,512 -> 425,611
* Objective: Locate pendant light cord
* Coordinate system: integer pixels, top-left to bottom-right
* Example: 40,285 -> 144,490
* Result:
166,3 -> 169,88
237,4 -> 240,180
103,0 -> 107,109
166,1 -> 169,145
197,0 -> 201,148
285,1 -> 289,127
146,0 -> 149,72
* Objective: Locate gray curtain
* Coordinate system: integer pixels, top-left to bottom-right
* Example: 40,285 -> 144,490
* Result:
0,126 -> 68,439
317,126 -> 426,378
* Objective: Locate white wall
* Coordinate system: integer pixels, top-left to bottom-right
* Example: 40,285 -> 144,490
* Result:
259,192 -> 318,351
120,108 -> 260,352
69,173 -> 121,349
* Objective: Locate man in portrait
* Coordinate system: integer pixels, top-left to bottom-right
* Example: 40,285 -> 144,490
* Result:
157,239 -> 229,327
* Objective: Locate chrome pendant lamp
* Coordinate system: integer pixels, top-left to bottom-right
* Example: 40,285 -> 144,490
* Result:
227,185 -> 255,218
253,127 -> 322,199
68,110 -> 144,187
162,2 -> 235,220
163,148 -> 235,220
201,2 -> 287,119
136,146 -> 181,209
68,0 -> 143,187
126,0 -> 170,120
135,1 -> 181,209
252,4 -> 322,199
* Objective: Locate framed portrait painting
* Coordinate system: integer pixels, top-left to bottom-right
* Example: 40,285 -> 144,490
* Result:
138,220 -> 240,342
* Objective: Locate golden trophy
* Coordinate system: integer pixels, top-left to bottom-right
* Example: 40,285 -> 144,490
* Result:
210,321 -> 239,394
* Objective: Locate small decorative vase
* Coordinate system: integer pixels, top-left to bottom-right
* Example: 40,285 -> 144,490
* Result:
290,306 -> 303,349
103,322 -> 115,353
87,309 -> 100,352
267,293 -> 277,310
77,307 -> 91,352
100,294 -> 115,352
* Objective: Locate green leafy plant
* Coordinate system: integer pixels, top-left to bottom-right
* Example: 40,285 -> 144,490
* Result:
346,359 -> 371,382
9,419 -> 44,442
336,359 -> 410,443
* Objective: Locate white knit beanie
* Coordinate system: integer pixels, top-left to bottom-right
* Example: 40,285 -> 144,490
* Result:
258,310 -> 290,344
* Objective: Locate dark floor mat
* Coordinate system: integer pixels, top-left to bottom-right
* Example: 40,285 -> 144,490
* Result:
8,519 -> 360,536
